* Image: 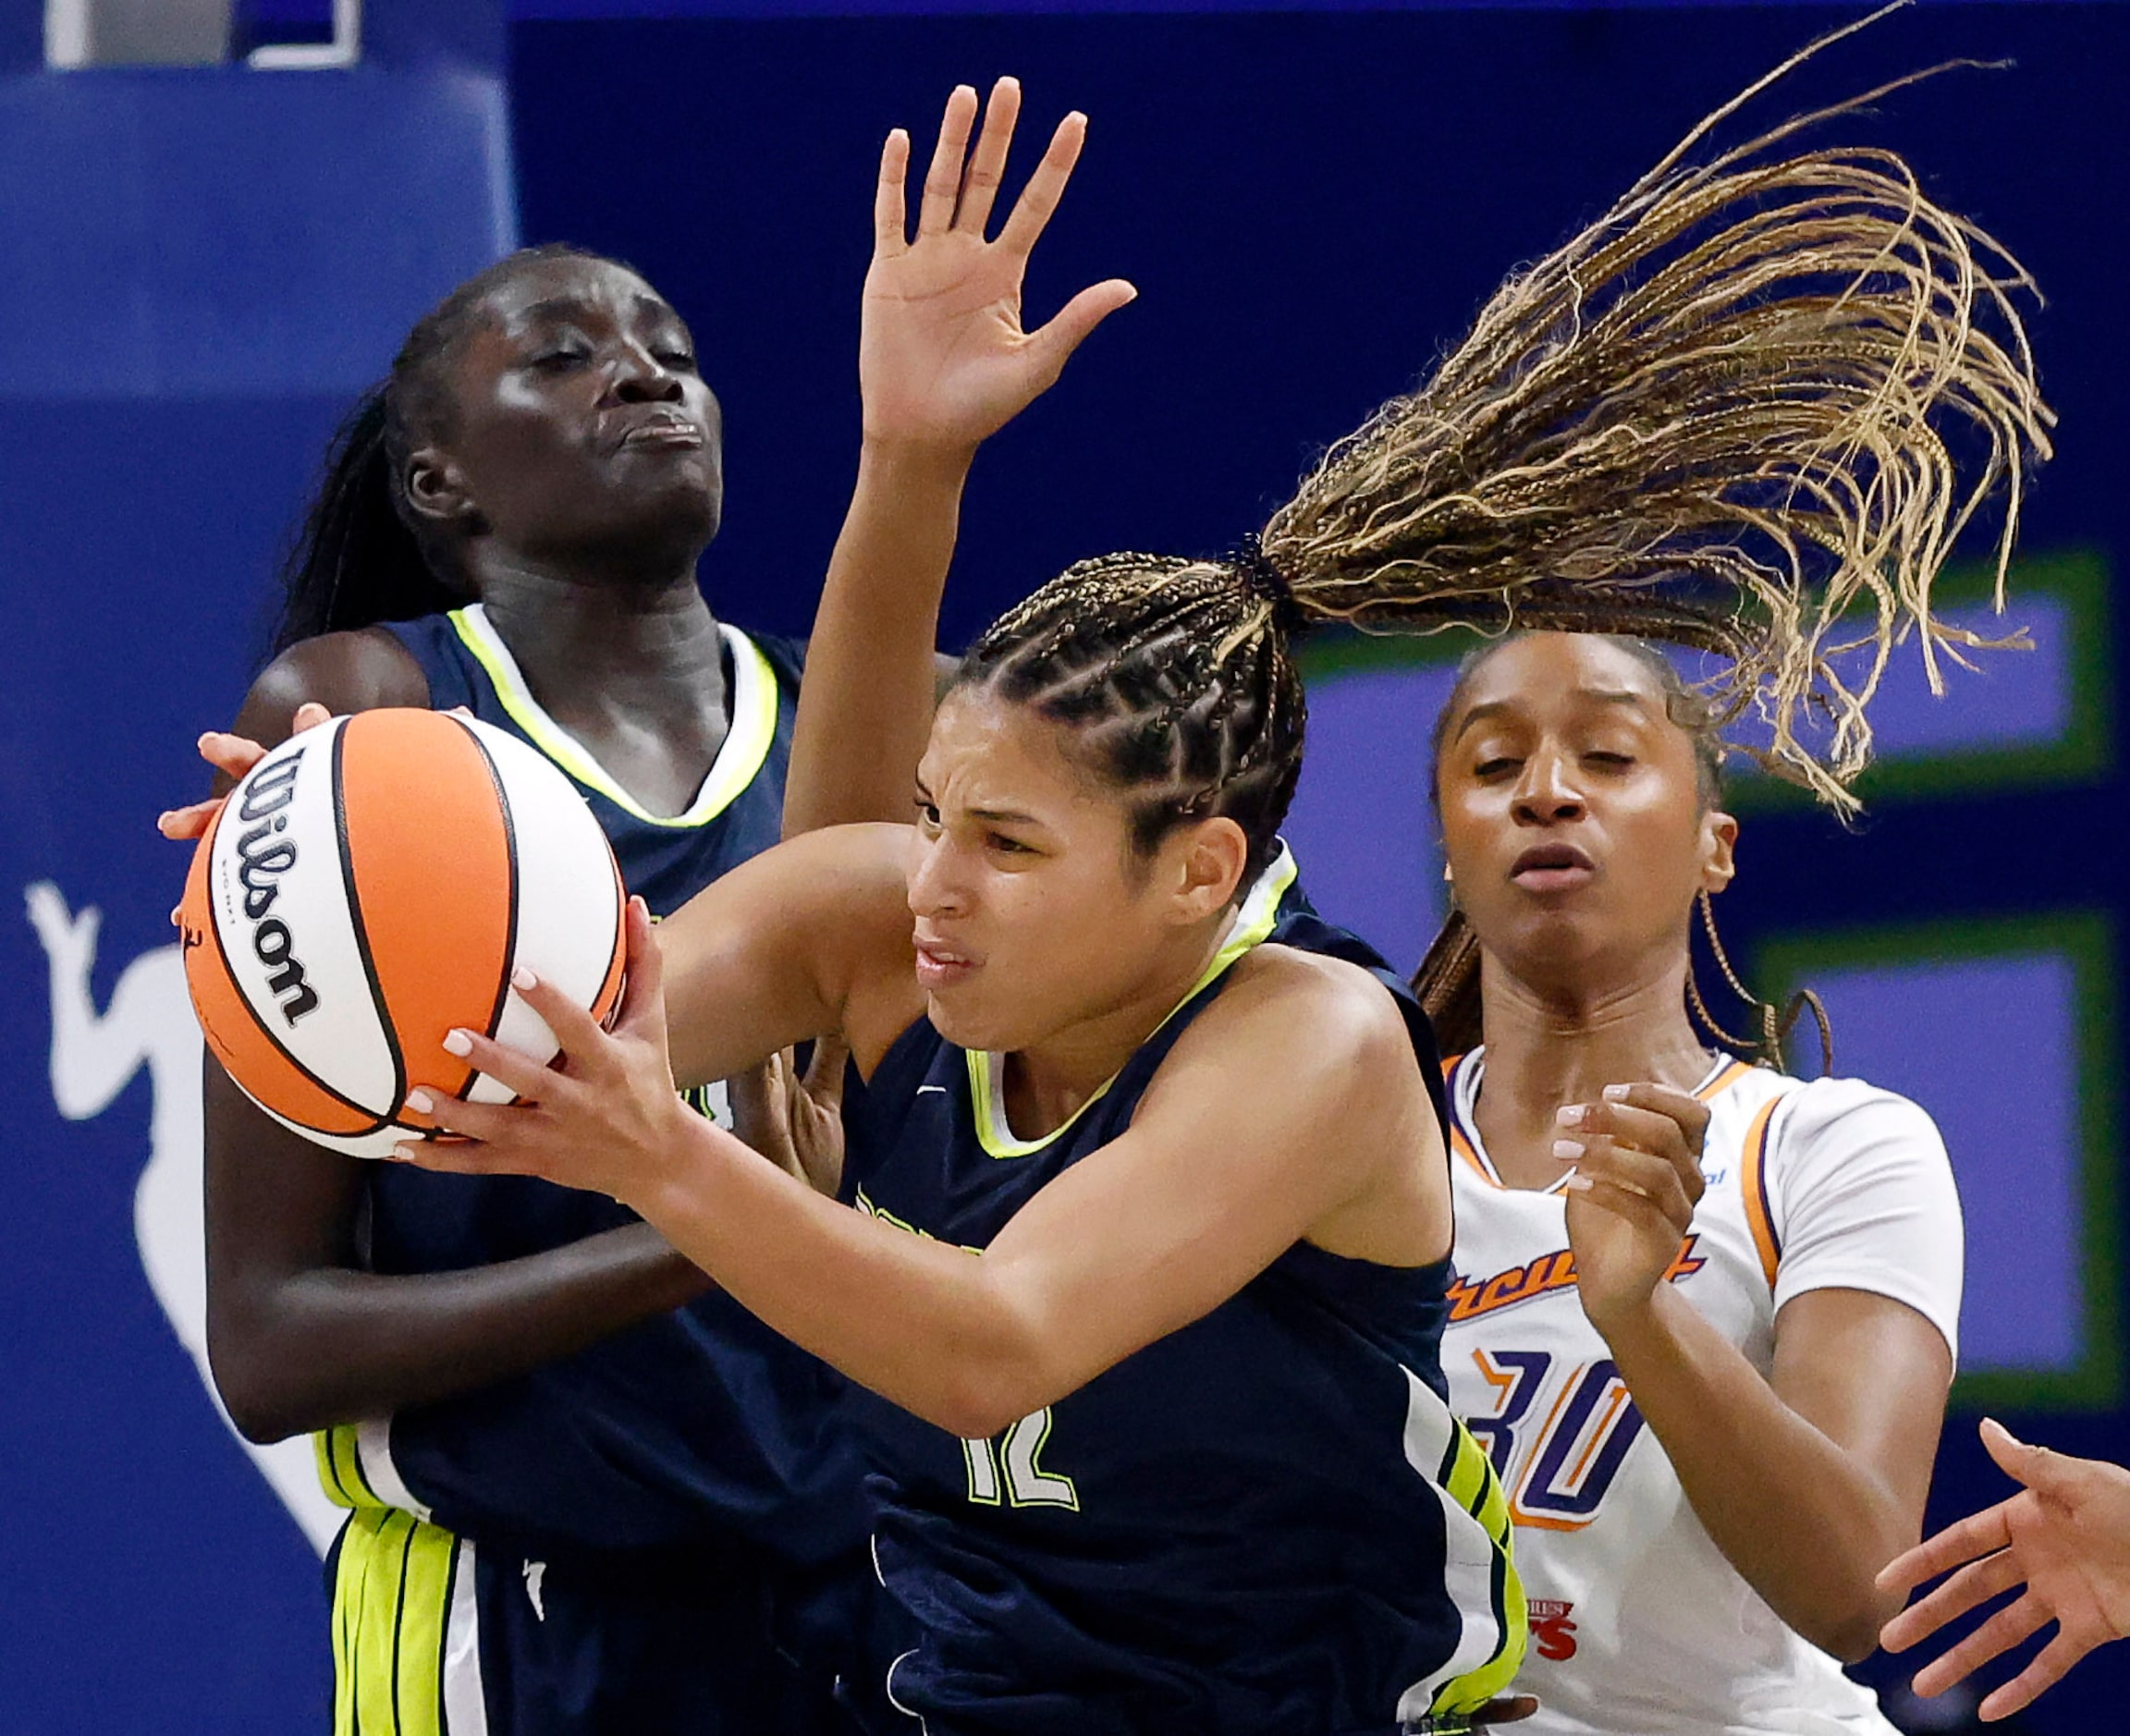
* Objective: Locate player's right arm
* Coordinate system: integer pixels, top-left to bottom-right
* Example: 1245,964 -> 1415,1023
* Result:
195,633 -> 716,1446
779,79 -> 1132,838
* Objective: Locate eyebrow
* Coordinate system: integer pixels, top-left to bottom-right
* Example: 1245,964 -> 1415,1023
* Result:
1451,687 -> 1652,742
512,293 -> 681,328
913,782 -> 1043,828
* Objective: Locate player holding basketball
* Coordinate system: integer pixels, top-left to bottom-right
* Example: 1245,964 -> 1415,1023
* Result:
158,82 -> 1128,1736
358,44 -> 2043,1735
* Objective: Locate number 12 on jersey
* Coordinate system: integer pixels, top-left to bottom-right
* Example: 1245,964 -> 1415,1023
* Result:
1466,1350 -> 1646,1528
963,1408 -> 1080,1511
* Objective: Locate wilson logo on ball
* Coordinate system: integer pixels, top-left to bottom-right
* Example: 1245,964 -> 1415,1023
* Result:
231,750 -> 317,1024
179,710 -> 627,1159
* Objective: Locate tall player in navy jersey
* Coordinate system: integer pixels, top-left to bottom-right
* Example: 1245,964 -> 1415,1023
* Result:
157,81 -> 1133,1736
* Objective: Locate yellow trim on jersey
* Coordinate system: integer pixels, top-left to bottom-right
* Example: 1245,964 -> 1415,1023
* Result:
331,1505 -> 460,1736
448,605 -> 780,830
1428,1416 -> 1529,1723
315,1424 -> 382,1511
965,847 -> 1301,1158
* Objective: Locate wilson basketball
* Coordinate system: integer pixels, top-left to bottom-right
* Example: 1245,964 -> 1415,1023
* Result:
178,709 -> 626,1158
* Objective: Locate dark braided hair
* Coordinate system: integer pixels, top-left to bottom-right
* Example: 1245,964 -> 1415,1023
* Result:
949,33 -> 2046,911
271,243 -> 622,654
958,553 -> 1305,887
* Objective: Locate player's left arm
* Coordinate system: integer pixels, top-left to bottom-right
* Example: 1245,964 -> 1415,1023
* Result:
397,940 -> 1441,1438
780,79 -> 1133,839
1561,1082 -> 1955,1662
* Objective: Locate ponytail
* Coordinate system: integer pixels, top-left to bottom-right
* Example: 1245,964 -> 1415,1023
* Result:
1255,24 -> 2049,813
960,16 -> 2049,925
270,385 -> 463,656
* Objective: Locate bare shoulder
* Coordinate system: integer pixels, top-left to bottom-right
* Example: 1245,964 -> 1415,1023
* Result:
1160,944 -> 1422,1105
237,628 -> 429,742
1218,944 -> 1415,1061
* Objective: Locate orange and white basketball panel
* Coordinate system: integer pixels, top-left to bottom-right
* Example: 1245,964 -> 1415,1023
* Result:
466,716 -> 626,1106
197,718 -> 401,1118
339,710 -> 518,1109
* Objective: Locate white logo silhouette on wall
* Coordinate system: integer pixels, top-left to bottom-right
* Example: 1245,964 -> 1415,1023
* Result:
27,882 -> 340,1554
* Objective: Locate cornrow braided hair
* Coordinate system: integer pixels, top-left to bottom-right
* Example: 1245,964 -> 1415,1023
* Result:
957,10 -> 2048,949
962,552 -> 1305,886
272,242 -> 621,655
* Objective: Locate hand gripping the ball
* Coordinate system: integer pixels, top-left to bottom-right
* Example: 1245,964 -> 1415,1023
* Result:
156,703 -> 335,843
392,898 -> 703,1212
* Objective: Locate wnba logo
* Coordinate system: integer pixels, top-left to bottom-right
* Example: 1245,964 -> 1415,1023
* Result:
232,752 -> 317,1025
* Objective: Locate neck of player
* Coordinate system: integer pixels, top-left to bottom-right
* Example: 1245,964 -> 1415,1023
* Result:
999,920 -> 1234,1141
1473,938 -> 1713,1191
471,553 -> 733,817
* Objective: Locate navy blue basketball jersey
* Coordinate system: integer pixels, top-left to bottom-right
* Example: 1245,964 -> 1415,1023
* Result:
315,603 -> 864,1572
839,850 -> 1525,1736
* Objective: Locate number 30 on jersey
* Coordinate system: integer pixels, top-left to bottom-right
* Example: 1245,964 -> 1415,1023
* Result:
1465,1350 -> 1645,1528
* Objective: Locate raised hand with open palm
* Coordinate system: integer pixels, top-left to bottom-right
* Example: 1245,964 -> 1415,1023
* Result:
861,78 -> 1136,456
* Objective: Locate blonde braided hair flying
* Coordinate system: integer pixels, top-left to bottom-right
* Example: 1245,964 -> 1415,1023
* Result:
959,8 -> 2050,946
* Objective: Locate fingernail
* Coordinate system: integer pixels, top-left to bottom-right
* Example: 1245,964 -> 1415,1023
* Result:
405,1088 -> 435,1115
388,1144 -> 417,1163
1556,1105 -> 1585,1128
1603,1083 -> 1630,1101
511,966 -> 538,992
442,1030 -> 473,1057
1552,1139 -> 1585,1161
196,732 -> 217,749
1562,1174 -> 1594,1193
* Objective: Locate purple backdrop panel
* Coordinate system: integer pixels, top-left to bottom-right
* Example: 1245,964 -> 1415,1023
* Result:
1803,951 -> 2083,1373
1720,595 -> 2071,770
1283,660 -> 1461,975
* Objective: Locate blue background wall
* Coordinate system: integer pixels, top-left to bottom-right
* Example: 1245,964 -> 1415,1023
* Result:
4,1 -> 2124,1729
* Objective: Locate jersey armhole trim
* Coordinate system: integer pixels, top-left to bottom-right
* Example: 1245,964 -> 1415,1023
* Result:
1742,1094 -> 1784,1288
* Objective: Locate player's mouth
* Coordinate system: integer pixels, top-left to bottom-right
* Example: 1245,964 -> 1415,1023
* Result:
615,410 -> 705,451
1509,842 -> 1597,894
913,935 -> 979,991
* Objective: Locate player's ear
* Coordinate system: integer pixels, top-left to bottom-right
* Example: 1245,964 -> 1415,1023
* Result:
403,446 -> 487,537
1164,817 -> 1249,923
1699,808 -> 1738,895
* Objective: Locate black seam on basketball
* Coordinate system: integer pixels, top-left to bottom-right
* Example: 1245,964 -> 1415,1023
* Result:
599,845 -> 627,1028
334,715 -> 409,1117
203,777 -> 393,1136
451,714 -> 519,1106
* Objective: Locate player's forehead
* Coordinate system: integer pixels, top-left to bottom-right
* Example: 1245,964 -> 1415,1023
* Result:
478,257 -> 680,338
1449,634 -> 1671,732
919,690 -> 1111,824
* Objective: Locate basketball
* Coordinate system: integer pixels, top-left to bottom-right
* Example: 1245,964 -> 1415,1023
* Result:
178,709 -> 627,1159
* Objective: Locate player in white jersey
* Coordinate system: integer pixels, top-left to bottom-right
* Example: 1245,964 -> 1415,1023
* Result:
1418,631 -> 1965,1736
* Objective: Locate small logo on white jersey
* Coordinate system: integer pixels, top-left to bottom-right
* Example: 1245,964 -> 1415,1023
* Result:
522,1559 -> 547,1621
1528,1597 -> 1578,1661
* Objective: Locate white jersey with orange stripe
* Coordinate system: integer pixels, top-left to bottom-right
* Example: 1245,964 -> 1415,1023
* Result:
1438,1048 -> 1963,1736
